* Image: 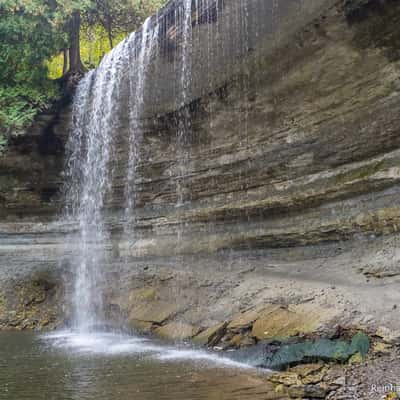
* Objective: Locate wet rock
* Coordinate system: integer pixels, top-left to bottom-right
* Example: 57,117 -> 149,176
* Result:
227,307 -> 262,331
129,302 -> 181,324
348,352 -> 363,364
193,322 -> 228,346
128,288 -> 158,305
261,332 -> 370,370
331,376 -> 346,387
372,341 -> 392,355
350,332 -> 370,355
291,364 -> 326,385
376,326 -> 400,344
359,264 -> 400,279
269,372 -> 301,387
268,363 -> 328,399
155,322 -> 200,341
227,334 -> 244,348
0,277 -> 61,331
252,306 -> 319,340
227,332 -> 256,348
384,392 -> 400,400
128,319 -> 154,333
287,384 -> 326,399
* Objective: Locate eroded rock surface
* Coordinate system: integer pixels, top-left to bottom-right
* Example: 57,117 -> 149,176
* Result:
0,0 -> 399,367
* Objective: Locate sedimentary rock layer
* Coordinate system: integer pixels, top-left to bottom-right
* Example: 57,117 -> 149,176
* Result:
1,0 -> 400,332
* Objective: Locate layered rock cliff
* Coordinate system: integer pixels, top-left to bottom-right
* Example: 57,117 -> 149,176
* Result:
1,0 -> 400,338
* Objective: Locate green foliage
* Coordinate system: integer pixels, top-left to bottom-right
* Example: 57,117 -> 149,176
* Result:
48,0 -> 167,78
0,0 -> 167,143
0,1 -> 64,136
0,85 -> 59,131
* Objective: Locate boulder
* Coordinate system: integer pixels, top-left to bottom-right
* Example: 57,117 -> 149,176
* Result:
252,306 -> 319,340
128,287 -> 158,305
228,332 -> 256,348
155,322 -> 200,340
129,301 -> 181,324
227,307 -> 267,330
128,319 -> 154,333
193,322 -> 228,346
269,372 -> 301,386
376,326 -> 400,344
290,363 -> 326,385
372,341 -> 392,355
288,385 -> 326,399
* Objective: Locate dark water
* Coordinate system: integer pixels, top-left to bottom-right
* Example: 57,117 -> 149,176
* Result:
0,331 -> 272,400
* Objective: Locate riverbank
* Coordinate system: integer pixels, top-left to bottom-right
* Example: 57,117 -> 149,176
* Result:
2,228 -> 400,398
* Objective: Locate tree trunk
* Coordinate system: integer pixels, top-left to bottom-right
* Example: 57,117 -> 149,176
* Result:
106,13 -> 114,49
107,26 -> 114,49
62,49 -> 69,75
68,11 -> 85,74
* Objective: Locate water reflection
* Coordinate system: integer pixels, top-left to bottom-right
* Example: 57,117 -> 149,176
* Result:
0,332 -> 273,400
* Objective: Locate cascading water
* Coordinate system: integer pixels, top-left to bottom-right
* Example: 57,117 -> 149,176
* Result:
124,18 -> 159,242
63,17 -> 159,332
174,0 -> 193,261
44,0 -> 266,380
61,0 -> 246,332
64,48 -> 126,331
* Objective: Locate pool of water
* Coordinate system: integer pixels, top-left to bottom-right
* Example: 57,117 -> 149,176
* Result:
0,331 -> 273,400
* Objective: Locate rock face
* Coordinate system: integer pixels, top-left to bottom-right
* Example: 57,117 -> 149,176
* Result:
1,0 -> 400,336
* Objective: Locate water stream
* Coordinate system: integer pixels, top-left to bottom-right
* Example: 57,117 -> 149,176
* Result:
63,15 -> 161,331
55,0 -> 266,392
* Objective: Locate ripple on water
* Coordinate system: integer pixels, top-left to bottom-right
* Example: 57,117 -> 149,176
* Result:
42,330 -> 253,369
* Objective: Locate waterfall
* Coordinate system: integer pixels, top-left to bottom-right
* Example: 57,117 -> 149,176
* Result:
64,45 -> 127,330
174,0 -> 193,261
63,16 -> 159,331
124,18 -> 159,243
61,0 -> 232,331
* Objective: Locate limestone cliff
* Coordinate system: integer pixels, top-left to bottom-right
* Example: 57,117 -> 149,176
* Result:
1,0 -> 400,336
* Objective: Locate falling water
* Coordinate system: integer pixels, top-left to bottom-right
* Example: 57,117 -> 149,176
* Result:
124,18 -> 159,242
63,19 -> 159,331
62,0 -> 247,332
176,0 -> 193,209
64,44 -> 128,330
174,0 -> 193,261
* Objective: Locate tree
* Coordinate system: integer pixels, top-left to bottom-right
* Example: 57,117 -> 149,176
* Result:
67,10 -> 86,73
0,0 -> 167,139
0,1 -> 66,135
50,0 -> 93,74
82,0 -> 166,52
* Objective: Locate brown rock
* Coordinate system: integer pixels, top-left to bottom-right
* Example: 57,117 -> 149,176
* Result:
290,364 -> 326,384
129,302 -> 181,324
155,322 -> 200,340
193,322 -> 228,346
252,306 -> 319,340
227,307 -> 264,330
290,363 -> 324,378
288,385 -> 326,399
269,372 -> 301,387
228,332 -> 256,348
128,288 -> 158,305
228,334 -> 244,348
128,319 -> 154,333
376,326 -> 400,344
372,341 -> 392,355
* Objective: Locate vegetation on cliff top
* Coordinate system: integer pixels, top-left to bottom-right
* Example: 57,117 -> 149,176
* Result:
0,0 -> 166,148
